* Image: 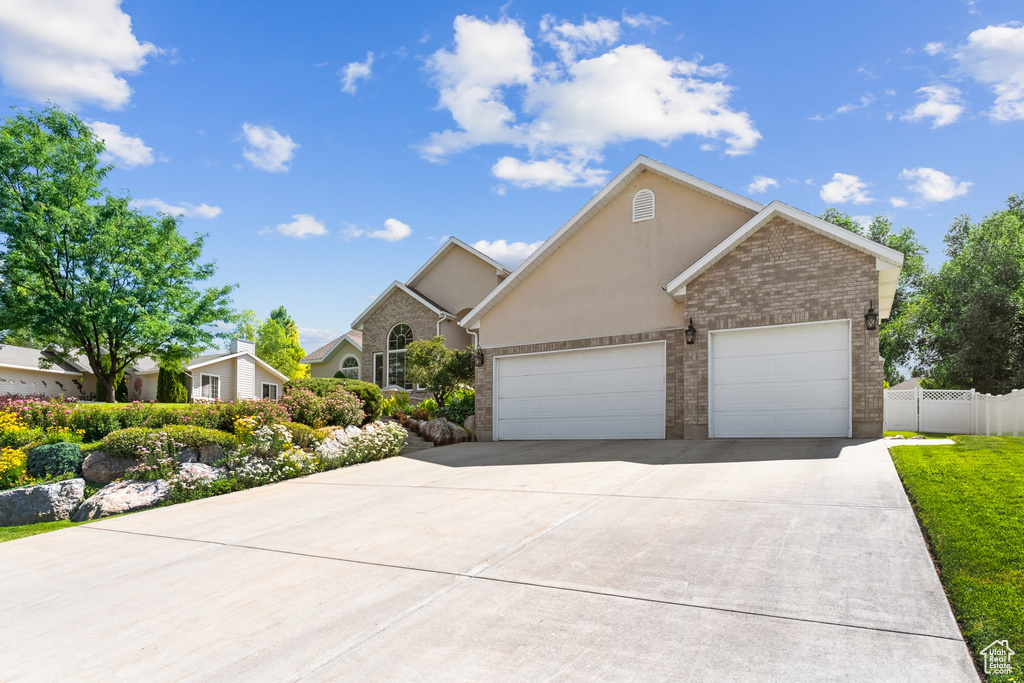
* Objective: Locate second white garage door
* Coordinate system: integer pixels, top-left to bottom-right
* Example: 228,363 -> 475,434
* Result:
710,320 -> 851,438
494,342 -> 666,440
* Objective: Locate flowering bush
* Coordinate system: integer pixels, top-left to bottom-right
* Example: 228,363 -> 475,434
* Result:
0,412 -> 40,449
124,430 -> 182,481
280,387 -> 363,428
315,422 -> 407,470
0,447 -> 30,489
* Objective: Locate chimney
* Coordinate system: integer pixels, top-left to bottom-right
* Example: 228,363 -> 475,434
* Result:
231,338 -> 255,355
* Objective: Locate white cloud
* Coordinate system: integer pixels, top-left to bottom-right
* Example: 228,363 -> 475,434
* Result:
746,175 -> 779,194
131,198 -> 221,219
540,15 -> 620,63
621,12 -> 669,31
268,214 -> 327,238
421,14 -> 760,189
901,85 -> 964,127
890,197 -> 909,208
492,156 -> 608,189
0,0 -> 156,109
820,173 -> 873,205
87,120 -> 154,168
472,239 -> 543,267
340,51 -> 374,94
924,42 -> 945,56
240,123 -> 298,172
900,167 -> 972,202
836,94 -> 874,114
367,218 -> 411,242
340,222 -> 364,240
952,23 -> 1024,121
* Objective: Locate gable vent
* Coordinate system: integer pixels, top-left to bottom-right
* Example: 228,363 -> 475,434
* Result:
632,189 -> 655,222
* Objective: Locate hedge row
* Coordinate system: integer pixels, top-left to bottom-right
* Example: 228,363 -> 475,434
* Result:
4,398 -> 288,442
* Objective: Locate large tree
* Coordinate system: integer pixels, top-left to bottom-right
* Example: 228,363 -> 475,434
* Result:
916,195 -> 1024,394
230,306 -> 308,380
0,106 -> 236,401
820,209 -> 927,385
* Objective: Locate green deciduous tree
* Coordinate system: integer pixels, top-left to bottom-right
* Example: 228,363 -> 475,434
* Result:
0,106 -> 236,401
917,195 -> 1024,394
230,306 -> 308,380
406,336 -> 474,407
820,209 -> 927,384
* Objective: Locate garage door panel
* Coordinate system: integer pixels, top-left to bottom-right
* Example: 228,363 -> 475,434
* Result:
495,343 -> 666,440
711,322 -> 850,438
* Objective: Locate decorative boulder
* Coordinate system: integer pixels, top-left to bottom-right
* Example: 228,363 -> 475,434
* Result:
177,448 -> 199,464
199,444 -> 225,464
419,418 -> 470,447
344,425 -> 361,439
81,450 -> 140,484
0,479 -> 85,526
71,480 -> 170,521
178,462 -> 226,481
463,415 -> 476,438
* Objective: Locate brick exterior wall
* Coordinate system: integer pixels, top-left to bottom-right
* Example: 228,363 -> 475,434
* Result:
474,218 -> 885,441
361,288 -> 443,400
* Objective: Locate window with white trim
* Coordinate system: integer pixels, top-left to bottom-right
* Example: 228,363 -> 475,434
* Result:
261,382 -> 278,401
632,189 -> 655,222
339,355 -> 360,380
387,323 -> 414,390
200,374 -> 220,400
373,352 -> 384,388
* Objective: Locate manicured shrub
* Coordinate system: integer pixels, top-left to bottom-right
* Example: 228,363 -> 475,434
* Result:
156,367 -> 190,403
280,388 -> 325,428
282,422 -> 319,449
26,442 -> 84,478
0,447 -> 29,489
322,389 -> 364,428
161,425 -> 238,452
102,427 -> 165,459
288,378 -> 381,422
280,387 -> 363,428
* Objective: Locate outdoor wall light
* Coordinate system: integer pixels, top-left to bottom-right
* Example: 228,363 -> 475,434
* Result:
865,303 -> 879,331
474,348 -> 485,366
685,318 -> 697,345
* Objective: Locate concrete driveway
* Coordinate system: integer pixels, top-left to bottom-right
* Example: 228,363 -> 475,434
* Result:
0,439 -> 978,681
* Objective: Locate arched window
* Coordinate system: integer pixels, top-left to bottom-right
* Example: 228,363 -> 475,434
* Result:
339,355 -> 360,380
387,324 -> 413,389
632,189 -> 655,222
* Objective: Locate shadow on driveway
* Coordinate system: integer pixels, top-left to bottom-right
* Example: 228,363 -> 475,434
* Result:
401,438 -> 871,468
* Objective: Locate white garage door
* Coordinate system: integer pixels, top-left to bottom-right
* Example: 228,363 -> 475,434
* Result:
494,342 -> 666,440
710,321 -> 851,438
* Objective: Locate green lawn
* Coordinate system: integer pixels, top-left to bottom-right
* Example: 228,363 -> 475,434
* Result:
890,436 -> 1024,681
0,518 -> 101,543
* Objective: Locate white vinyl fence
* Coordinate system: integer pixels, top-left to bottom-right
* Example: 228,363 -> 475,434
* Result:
883,387 -> 1024,435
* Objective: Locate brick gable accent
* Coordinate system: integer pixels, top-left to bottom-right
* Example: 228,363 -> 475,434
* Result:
361,288 -> 442,397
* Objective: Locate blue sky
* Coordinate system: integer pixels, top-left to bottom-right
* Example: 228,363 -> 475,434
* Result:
1,1 -> 1022,352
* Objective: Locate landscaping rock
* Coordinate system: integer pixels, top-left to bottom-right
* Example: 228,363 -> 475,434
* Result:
344,425 -> 361,439
71,480 -> 170,521
0,479 -> 85,526
177,448 -> 199,464
178,462 -> 226,481
81,450 -> 140,484
463,415 -> 476,438
199,444 -> 225,464
419,418 -> 470,447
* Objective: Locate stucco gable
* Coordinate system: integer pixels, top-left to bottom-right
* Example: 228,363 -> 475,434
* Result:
460,155 -> 763,332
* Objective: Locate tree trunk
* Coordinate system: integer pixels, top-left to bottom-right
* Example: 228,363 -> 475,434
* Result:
97,374 -> 118,403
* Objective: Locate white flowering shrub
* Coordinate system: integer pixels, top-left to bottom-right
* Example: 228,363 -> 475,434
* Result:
316,422 -> 406,469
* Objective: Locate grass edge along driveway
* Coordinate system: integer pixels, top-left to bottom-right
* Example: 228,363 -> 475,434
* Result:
890,435 -> 1023,682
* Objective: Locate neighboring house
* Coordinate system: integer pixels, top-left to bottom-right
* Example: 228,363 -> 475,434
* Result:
460,156 -> 904,441
0,345 -> 96,399
889,377 -> 922,391
350,237 -> 510,398
130,339 -> 289,402
299,330 -> 363,379
0,338 -> 287,402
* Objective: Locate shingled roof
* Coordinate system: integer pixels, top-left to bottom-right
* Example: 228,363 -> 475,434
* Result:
300,330 -> 363,364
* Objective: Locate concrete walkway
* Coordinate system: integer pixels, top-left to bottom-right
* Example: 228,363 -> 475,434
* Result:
0,439 -> 978,681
